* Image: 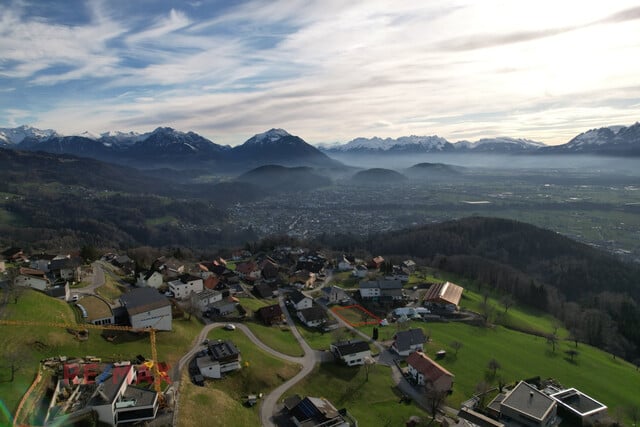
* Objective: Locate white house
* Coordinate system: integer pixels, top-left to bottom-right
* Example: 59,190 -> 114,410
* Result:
197,340 -> 241,379
297,306 -> 328,328
550,388 -> 607,426
392,328 -> 427,356
288,290 -> 313,311
86,365 -> 159,427
330,340 -> 372,366
168,274 -> 203,299
195,289 -> 223,311
337,256 -> 352,271
406,351 -> 454,392
498,381 -> 558,427
136,270 -> 164,289
119,288 -> 172,331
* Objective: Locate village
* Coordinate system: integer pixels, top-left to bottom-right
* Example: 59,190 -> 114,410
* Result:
0,246 -> 613,427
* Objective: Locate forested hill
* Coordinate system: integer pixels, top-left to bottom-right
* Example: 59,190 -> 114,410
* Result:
324,217 -> 640,359
363,217 -> 640,300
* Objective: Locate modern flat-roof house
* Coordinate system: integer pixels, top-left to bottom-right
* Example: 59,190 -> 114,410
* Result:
550,388 -> 607,426
119,288 -> 172,331
195,289 -> 223,311
46,364 -> 159,427
423,281 -> 463,312
168,274 -> 203,300
197,340 -> 241,379
406,351 -> 454,393
330,340 -> 371,366
489,381 -> 559,427
392,328 -> 427,356
284,395 -> 355,427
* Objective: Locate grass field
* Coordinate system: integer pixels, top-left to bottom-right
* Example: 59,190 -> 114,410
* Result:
0,289 -> 204,423
413,322 -> 639,414
95,275 -> 126,302
332,305 -> 380,327
286,363 -> 428,426
177,328 -> 301,427
243,321 -> 303,357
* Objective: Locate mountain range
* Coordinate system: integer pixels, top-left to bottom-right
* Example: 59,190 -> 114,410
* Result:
1,122 -> 639,169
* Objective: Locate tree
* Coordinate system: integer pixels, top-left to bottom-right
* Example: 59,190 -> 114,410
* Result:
565,349 -> 579,362
487,358 -> 501,377
546,333 -> 558,353
425,388 -> 448,421
80,245 -> 100,263
500,295 -> 515,313
475,380 -> 491,408
183,292 -> 199,321
450,340 -> 463,356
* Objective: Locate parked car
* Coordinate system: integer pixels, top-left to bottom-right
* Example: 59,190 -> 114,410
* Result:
224,324 -> 236,331
71,294 -> 79,302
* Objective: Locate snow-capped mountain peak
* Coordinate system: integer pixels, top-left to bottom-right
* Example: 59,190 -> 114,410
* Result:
0,124 -> 61,144
248,128 -> 292,144
326,134 -> 454,152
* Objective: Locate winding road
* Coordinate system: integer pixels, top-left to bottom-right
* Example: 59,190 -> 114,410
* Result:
172,296 -> 321,427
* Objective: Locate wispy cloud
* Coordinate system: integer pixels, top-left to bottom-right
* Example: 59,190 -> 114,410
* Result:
0,0 -> 639,145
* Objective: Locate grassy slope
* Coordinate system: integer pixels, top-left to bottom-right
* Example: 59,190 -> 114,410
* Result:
286,363 -> 428,426
177,328 -> 301,427
0,289 -> 204,423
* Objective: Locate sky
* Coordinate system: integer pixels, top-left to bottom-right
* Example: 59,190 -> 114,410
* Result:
1,0 -> 640,146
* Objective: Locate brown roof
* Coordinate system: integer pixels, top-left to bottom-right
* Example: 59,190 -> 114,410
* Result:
19,267 -> 46,278
256,304 -> 283,322
406,351 -> 454,382
424,281 -> 463,306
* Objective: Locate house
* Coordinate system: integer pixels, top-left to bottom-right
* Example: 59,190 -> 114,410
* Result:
235,261 -> 261,280
197,340 -> 241,379
260,258 -> 280,281
284,395 -> 354,427
288,290 -> 313,311
550,388 -> 607,426
46,364 -> 159,426
297,306 -> 328,328
330,340 -> 371,366
49,256 -> 82,282
402,260 -> 417,273
337,255 -> 353,272
119,288 -> 172,331
489,381 -> 558,427
352,265 -> 368,278
358,279 -> 403,301
45,283 -> 71,301
253,282 -> 275,299
207,299 -> 236,317
14,267 -> 50,291
195,289 -> 223,311
289,270 -> 316,289
29,253 -> 56,272
424,281 -> 464,312
151,257 -> 184,279
2,247 -> 27,263
392,328 -> 427,356
168,274 -> 203,299
296,252 -> 327,273
256,304 -> 284,325
321,286 -> 350,305
136,270 -> 163,288
111,255 -> 134,274
77,295 -> 114,326
406,351 -> 454,393
368,256 -> 385,270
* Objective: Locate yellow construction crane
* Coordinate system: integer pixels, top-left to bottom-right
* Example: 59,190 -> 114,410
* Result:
0,319 -> 166,401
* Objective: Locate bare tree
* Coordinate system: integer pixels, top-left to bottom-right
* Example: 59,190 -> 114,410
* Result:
546,333 -> 558,353
500,295 -> 515,313
487,358 -> 501,377
425,388 -> 448,421
565,349 -> 579,362
183,292 -> 199,321
475,380 -> 491,408
450,340 -> 463,356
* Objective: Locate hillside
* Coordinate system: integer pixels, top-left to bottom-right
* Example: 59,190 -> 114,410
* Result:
236,164 -> 332,191
351,168 -> 408,185
405,162 -> 462,180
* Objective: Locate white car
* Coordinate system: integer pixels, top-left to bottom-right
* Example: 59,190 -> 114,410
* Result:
224,324 -> 236,331
71,294 -> 80,302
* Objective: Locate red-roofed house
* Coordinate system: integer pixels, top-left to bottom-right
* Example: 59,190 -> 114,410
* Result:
368,256 -> 385,269
406,351 -> 454,393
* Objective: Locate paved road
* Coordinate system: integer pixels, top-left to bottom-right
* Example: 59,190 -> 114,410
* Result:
171,297 -> 320,427
73,261 -> 105,295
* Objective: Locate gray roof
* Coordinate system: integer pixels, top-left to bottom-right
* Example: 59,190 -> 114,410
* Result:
359,279 -> 403,290
331,340 -> 370,356
289,290 -> 308,304
298,306 -> 327,322
208,340 -> 240,362
120,287 -> 170,316
394,328 -> 426,351
501,381 -> 556,421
